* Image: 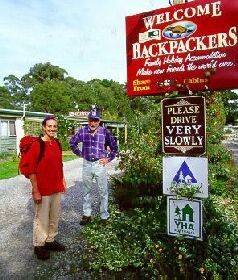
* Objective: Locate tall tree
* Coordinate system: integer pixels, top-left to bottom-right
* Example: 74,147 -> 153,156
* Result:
3,75 -> 28,109
30,80 -> 72,114
21,62 -> 68,89
222,90 -> 238,124
2,62 -> 134,120
0,86 -> 12,108
87,79 -> 132,121
65,77 -> 94,111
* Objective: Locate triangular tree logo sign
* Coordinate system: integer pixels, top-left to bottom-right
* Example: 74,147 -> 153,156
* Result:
173,161 -> 197,184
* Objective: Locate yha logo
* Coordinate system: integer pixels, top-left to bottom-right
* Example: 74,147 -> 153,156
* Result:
162,21 -> 197,40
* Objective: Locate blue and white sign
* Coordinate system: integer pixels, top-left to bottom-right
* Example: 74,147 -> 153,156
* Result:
163,156 -> 208,198
167,196 -> 203,241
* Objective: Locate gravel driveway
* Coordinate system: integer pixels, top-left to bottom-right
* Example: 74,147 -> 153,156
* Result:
0,158 -> 120,279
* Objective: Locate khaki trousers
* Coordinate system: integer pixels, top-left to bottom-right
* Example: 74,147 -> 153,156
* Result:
33,192 -> 61,247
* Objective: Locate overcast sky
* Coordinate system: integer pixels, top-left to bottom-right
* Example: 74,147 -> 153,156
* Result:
0,0 -> 171,85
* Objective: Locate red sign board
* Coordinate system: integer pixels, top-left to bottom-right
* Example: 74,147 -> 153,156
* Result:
161,96 -> 206,155
126,0 -> 238,96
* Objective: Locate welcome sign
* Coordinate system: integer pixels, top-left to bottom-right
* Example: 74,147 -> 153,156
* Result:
125,0 -> 238,96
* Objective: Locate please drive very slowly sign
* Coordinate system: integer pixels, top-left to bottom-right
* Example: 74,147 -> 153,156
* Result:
161,96 -> 206,155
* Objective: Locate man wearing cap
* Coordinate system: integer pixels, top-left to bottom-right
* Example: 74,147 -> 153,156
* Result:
69,108 -> 118,225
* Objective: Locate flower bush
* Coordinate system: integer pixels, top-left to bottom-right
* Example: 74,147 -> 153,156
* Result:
55,114 -> 80,150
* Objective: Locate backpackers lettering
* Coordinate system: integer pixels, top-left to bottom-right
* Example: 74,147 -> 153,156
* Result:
19,136 -> 61,178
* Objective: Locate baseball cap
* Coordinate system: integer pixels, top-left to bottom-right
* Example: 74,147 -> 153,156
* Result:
88,110 -> 100,120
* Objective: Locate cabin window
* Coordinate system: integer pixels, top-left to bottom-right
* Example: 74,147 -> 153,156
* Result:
0,120 -> 16,136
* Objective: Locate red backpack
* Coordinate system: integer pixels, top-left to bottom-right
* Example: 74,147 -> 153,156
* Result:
18,136 -> 45,178
18,136 -> 61,178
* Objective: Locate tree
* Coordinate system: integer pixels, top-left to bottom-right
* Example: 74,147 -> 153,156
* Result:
21,62 -> 68,88
0,86 -> 12,108
104,80 -> 132,120
222,89 -> 238,124
3,75 -> 28,109
65,77 -> 94,111
30,80 -> 73,114
87,79 -> 132,121
2,62 -> 134,120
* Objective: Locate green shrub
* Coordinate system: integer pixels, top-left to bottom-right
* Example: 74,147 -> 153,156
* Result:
207,143 -> 232,164
82,193 -> 238,279
111,146 -> 163,210
56,114 -> 80,150
203,196 -> 238,278
80,92 -> 238,279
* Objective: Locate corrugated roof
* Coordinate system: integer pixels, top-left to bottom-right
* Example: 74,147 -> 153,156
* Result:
0,108 -> 51,118
0,108 -> 127,126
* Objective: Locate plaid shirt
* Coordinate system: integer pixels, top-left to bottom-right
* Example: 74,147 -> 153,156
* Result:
69,125 -> 118,162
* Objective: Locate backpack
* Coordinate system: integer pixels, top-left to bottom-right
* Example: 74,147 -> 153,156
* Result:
18,136 -> 61,178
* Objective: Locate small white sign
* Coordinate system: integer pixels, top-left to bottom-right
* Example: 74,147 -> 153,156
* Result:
167,196 -> 203,241
163,156 -> 208,198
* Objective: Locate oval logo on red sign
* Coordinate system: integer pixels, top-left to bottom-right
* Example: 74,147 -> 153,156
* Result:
162,21 -> 197,40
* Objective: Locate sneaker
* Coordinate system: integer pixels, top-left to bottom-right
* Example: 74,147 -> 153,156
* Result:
45,240 -> 66,252
34,246 -> 50,260
80,215 -> 91,225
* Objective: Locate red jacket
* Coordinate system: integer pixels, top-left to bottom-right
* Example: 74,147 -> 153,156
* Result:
28,139 -> 64,196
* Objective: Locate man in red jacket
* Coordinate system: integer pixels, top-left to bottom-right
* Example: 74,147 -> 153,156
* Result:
27,115 -> 66,260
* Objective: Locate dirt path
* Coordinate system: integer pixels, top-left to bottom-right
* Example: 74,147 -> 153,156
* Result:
0,158 -> 120,279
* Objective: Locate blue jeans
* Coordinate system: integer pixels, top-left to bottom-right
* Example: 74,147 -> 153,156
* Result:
82,159 -> 109,219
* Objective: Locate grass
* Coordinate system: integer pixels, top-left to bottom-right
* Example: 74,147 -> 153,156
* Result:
62,154 -> 78,161
0,153 -> 78,180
